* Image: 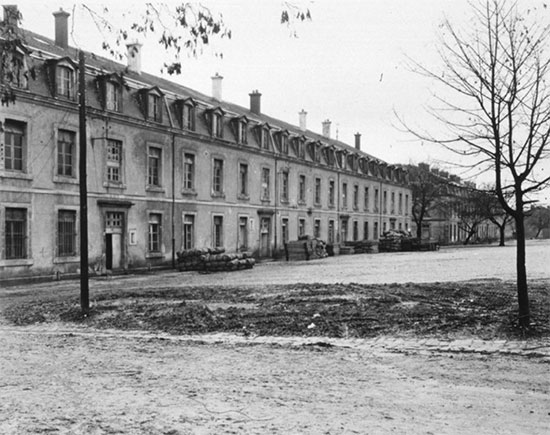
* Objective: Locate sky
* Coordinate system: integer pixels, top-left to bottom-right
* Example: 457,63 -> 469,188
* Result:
10,0 -> 550,203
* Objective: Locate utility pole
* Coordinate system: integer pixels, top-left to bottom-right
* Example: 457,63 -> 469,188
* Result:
78,50 -> 89,314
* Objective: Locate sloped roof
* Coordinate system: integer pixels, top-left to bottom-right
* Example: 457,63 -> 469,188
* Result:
20,27 -> 387,164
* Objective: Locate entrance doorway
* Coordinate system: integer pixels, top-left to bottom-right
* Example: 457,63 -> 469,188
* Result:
105,211 -> 124,270
259,216 -> 271,258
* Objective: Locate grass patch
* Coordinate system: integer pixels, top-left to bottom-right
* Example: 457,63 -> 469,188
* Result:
3,281 -> 549,339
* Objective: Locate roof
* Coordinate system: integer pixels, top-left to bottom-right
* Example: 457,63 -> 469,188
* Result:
20,26 -> 389,165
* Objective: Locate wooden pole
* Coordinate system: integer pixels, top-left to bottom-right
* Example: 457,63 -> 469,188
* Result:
78,50 -> 89,314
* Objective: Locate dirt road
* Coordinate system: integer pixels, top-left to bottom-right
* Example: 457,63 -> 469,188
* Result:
1,325 -> 549,435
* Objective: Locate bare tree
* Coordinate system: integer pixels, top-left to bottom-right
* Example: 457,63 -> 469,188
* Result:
403,1 -> 550,328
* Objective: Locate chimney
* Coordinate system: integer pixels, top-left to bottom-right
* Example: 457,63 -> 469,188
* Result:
53,8 -> 70,49
322,119 -> 331,138
299,109 -> 307,131
249,90 -> 261,115
354,132 -> 361,150
3,5 -> 19,28
126,42 -> 143,74
212,73 -> 223,100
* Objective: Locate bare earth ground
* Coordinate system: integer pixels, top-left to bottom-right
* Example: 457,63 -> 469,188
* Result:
1,241 -> 549,434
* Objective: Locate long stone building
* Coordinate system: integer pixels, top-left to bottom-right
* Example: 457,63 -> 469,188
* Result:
0,6 -> 412,280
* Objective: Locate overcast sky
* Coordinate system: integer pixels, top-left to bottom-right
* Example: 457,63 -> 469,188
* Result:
12,0 -> 550,202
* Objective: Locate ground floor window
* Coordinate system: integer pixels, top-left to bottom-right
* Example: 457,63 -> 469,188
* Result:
281,218 -> 289,243
328,220 -> 335,244
298,218 -> 306,238
374,222 -> 379,240
183,214 -> 194,250
353,220 -> 359,241
213,215 -> 224,248
148,213 -> 162,252
58,210 -> 77,256
238,216 -> 248,251
364,221 -> 369,240
313,219 -> 321,239
5,208 -> 27,259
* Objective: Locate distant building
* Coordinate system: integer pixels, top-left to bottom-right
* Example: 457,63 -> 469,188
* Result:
0,6 -> 411,280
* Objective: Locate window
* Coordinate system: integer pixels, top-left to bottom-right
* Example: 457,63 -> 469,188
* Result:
342,183 -> 348,209
238,217 -> 248,251
181,101 -> 196,131
212,112 -> 224,138
391,191 -> 395,214
148,213 -> 162,252
328,220 -> 335,244
364,187 -> 369,211
314,177 -> 322,205
281,218 -> 289,243
383,191 -> 388,214
148,94 -> 162,122
57,210 -> 77,257
213,215 -> 224,248
105,81 -> 121,112
183,153 -> 195,191
148,147 -> 162,187
363,221 -> 369,240
261,127 -> 270,150
57,130 -> 75,177
261,167 -> 271,201
328,180 -> 335,207
341,219 -> 348,242
238,163 -> 248,197
183,214 -> 194,250
280,134 -> 289,154
105,212 -> 123,228
405,194 -> 409,215
4,120 -> 26,172
399,193 -> 403,215
56,65 -> 74,99
353,185 -> 359,210
106,139 -> 122,184
238,120 -> 248,144
374,222 -> 379,240
212,158 -> 224,195
281,171 -> 289,203
353,220 -> 359,241
298,218 -> 306,237
298,175 -> 306,203
314,219 -> 321,239
5,208 -> 27,259
374,189 -> 379,212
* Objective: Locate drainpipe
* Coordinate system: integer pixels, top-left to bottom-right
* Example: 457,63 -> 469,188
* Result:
379,179 -> 383,238
337,171 -> 340,244
171,133 -> 176,269
274,155 -> 278,258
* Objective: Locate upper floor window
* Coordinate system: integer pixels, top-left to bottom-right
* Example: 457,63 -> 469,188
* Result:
342,182 -> 348,209
399,193 -> 403,215
232,116 -> 248,144
106,139 -> 123,184
139,86 -> 164,122
405,194 -> 409,215
183,152 -> 195,191
105,81 -> 121,112
364,187 -> 370,211
298,174 -> 306,203
205,108 -> 225,139
176,98 -> 196,131
239,163 -> 248,198
275,130 -> 289,154
353,185 -> 359,210
374,188 -> 380,212
56,65 -> 75,99
383,190 -> 388,214
314,177 -> 322,205
147,146 -> 162,187
261,167 -> 271,201
280,171 -> 289,203
391,191 -> 396,214
57,129 -> 75,178
212,158 -> 224,195
328,179 -> 335,207
260,127 -> 270,150
292,136 -> 306,158
4,119 -> 26,172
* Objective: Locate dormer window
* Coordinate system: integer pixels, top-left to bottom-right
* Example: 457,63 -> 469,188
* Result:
176,98 -> 196,131
255,123 -> 272,150
97,73 -> 123,112
139,86 -> 164,122
46,57 -> 77,99
205,107 -> 225,139
274,130 -> 289,154
291,135 -> 306,159
231,116 -> 248,144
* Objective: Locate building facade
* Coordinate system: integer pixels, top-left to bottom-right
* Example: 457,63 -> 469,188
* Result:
0,7 -> 412,280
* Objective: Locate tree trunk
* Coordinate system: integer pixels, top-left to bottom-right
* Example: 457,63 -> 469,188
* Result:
534,228 -> 542,239
514,205 -> 530,328
463,227 -> 476,245
499,224 -> 506,246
